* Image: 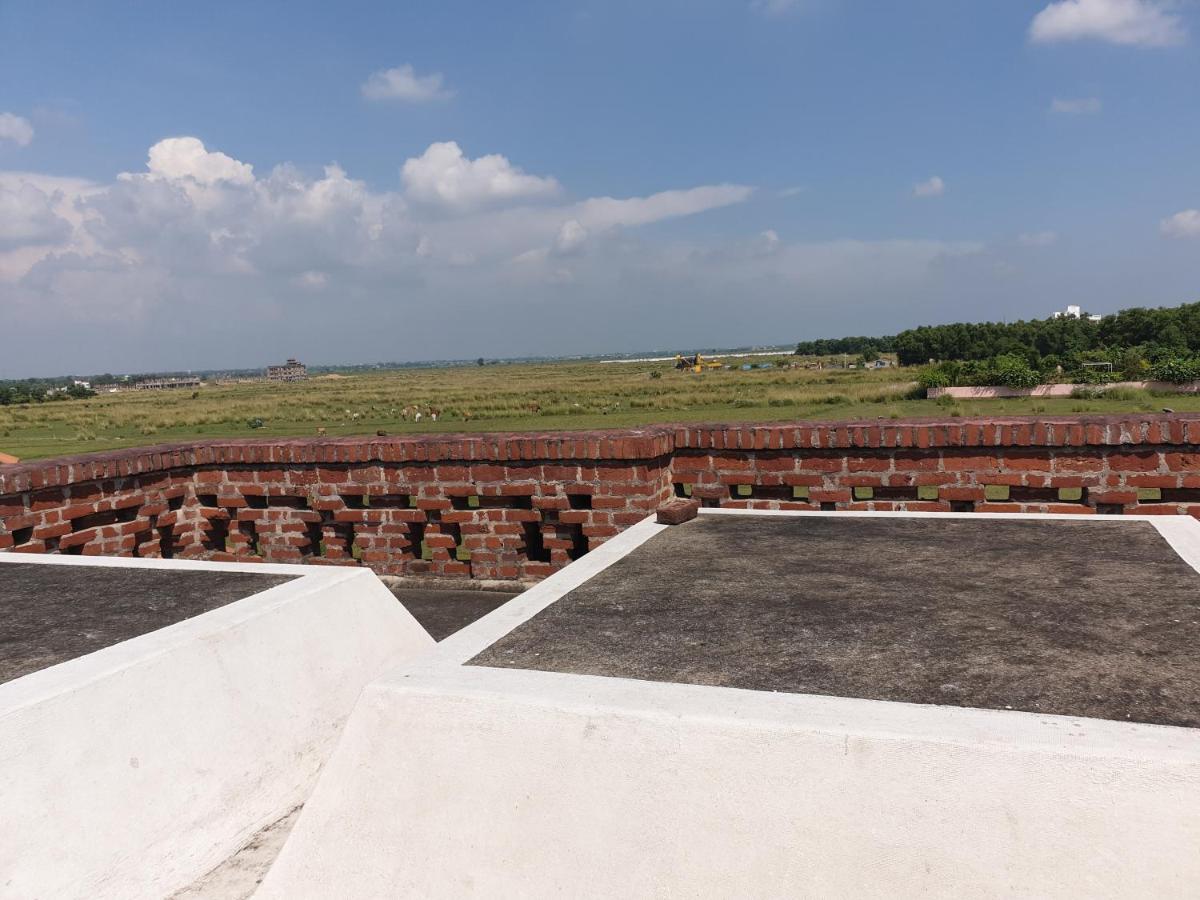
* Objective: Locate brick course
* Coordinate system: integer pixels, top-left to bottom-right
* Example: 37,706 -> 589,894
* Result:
3,416 -> 1200,580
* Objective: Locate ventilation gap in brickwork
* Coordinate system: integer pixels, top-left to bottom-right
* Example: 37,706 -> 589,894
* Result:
239,520 -> 259,556
377,493 -> 412,509
1149,488 -> 1200,504
751,485 -> 810,501
62,542 -> 83,556
331,522 -> 355,559
870,486 -> 919,502
565,524 -> 588,561
449,495 -> 474,511
567,493 -> 592,510
673,482 -> 689,498
477,494 -> 533,510
1096,504 -> 1125,515
71,509 -> 122,531
728,485 -> 754,500
44,536 -> 61,553
819,502 -> 838,512
408,521 -> 426,559
522,522 -> 551,563
950,501 -> 975,513
304,521 -> 324,556
167,494 -> 185,511
246,494 -> 268,510
1009,487 -> 1068,504
158,526 -> 175,559
196,494 -> 219,508
701,497 -> 721,508
201,518 -> 229,552
269,495 -> 309,510
11,526 -> 33,546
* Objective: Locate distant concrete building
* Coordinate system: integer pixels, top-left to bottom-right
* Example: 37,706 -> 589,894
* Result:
267,358 -> 308,382
134,377 -> 201,391
1053,305 -> 1103,323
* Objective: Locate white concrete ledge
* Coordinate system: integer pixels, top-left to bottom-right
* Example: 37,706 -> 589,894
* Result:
259,511 -> 1200,899
0,557 -> 434,900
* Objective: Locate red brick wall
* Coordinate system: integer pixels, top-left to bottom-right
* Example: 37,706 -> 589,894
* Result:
3,416 -> 1199,579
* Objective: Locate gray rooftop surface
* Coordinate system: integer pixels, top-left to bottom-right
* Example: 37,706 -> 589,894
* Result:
391,588 -> 519,641
470,515 -> 1200,728
0,562 -> 297,683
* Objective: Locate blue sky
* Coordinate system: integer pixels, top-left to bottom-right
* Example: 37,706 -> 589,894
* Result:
2,0 -> 1199,376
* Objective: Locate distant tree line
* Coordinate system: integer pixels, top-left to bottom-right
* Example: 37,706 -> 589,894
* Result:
793,336 -> 897,358
797,301 -> 1200,385
0,379 -> 96,406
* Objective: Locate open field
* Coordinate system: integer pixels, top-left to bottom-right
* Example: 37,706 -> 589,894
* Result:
3,356 -> 1197,460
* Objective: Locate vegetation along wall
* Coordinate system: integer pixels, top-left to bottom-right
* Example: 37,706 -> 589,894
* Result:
3,416 -> 1200,580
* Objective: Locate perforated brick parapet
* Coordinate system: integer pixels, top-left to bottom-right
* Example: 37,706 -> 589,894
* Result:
3,416 -> 1200,580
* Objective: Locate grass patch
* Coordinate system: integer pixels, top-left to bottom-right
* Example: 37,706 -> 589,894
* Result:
3,357 -> 1199,460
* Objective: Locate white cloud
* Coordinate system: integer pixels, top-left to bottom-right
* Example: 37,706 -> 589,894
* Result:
139,137 -> 255,185
293,270 -> 328,289
573,184 -> 753,229
554,219 -> 588,255
778,186 -> 807,198
0,180 -> 71,248
912,176 -> 945,198
0,112 -> 34,147
1030,0 -> 1185,47
0,135 -> 756,335
1161,210 -> 1200,239
1019,230 -> 1059,246
401,141 -> 560,211
361,64 -> 454,102
1051,97 -> 1103,114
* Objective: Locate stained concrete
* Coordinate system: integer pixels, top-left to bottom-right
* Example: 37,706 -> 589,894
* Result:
0,563 -> 296,683
471,515 -> 1200,727
392,588 -> 519,641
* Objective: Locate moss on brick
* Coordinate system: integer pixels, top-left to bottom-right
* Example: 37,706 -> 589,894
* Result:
984,484 -> 1009,501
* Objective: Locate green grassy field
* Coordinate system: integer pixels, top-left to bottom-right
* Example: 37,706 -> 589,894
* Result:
1,356 -> 1192,460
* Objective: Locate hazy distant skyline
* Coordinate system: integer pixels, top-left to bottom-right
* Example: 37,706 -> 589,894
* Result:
2,0 -> 1199,377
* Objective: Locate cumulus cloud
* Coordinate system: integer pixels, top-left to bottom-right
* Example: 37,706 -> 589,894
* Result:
0,112 -> 34,147
0,181 -> 73,249
1161,210 -> 1200,239
1030,0 -> 1185,47
141,136 -> 254,185
912,176 -> 945,198
0,136 -> 759,348
401,141 -> 560,211
1051,97 -> 1103,114
554,219 -> 588,255
361,64 -> 454,102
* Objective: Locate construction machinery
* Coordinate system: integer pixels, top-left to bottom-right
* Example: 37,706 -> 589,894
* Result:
673,353 -> 724,373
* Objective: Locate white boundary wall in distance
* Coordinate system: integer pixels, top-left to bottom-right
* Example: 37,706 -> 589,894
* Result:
259,512 -> 1200,899
0,554 -> 435,900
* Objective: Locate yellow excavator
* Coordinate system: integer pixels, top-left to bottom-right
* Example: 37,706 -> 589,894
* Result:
674,353 -> 724,373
